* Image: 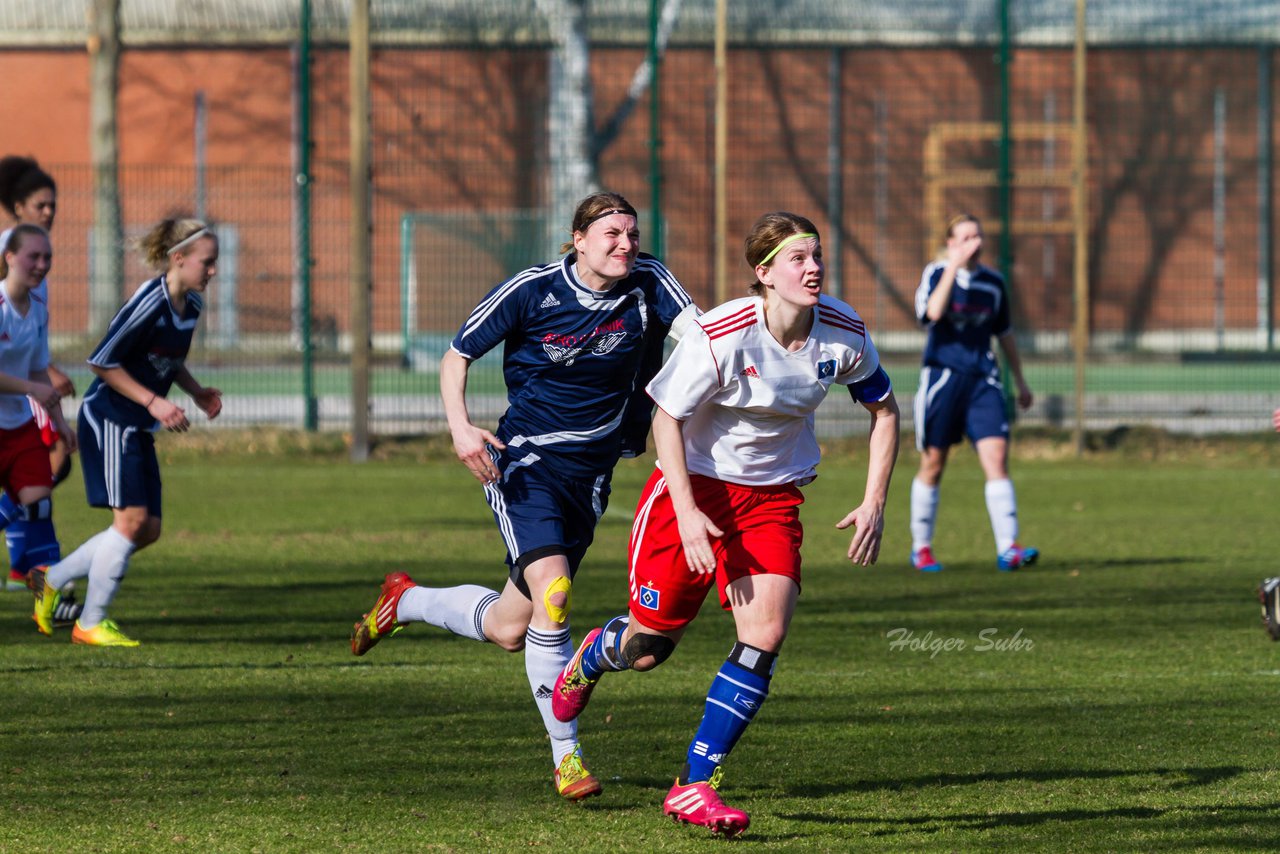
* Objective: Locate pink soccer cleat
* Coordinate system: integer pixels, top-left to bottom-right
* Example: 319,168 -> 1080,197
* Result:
662,768 -> 750,837
553,627 -> 602,722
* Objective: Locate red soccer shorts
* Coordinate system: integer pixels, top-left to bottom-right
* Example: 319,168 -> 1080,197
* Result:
627,467 -> 804,632
0,419 -> 54,497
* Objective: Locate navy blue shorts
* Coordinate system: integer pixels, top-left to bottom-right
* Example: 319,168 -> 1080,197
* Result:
483,446 -> 611,599
77,405 -> 163,516
913,366 -> 1009,451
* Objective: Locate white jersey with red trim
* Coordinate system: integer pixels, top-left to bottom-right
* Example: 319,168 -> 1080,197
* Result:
0,279 -> 50,429
646,293 -> 883,486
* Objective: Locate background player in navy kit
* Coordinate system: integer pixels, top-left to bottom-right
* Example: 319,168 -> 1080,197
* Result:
909,213 -> 1037,573
552,212 -> 900,836
30,217 -> 222,647
0,225 -> 75,624
349,192 -> 696,800
0,158 -> 80,620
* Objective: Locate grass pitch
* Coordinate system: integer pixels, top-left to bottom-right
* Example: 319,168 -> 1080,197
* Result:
3,430 -> 1279,852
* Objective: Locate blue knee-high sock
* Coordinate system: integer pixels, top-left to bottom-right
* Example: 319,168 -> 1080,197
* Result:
682,642 -> 775,785
579,615 -> 631,680
11,498 -> 60,574
0,492 -> 19,532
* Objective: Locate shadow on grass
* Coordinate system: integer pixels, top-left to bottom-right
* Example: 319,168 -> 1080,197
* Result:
789,764 -> 1245,798
795,798 -> 1280,837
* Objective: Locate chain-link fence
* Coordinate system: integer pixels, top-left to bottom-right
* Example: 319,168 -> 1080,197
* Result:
4,1 -> 1277,433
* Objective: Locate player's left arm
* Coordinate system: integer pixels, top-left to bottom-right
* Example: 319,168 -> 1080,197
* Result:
996,332 -> 1033,410
174,366 -> 223,420
835,392 -> 900,567
46,363 -> 74,398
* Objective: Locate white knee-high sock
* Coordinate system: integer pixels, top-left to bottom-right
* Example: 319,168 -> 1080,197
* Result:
985,478 -> 1018,553
46,530 -> 111,590
396,584 -> 499,642
80,528 -> 136,628
525,625 -> 578,766
910,477 -> 940,551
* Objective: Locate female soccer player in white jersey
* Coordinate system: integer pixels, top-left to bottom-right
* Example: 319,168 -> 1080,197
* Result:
908,213 -> 1037,573
0,158 -> 80,618
30,217 -> 223,646
552,212 -> 900,836
349,192 -> 696,801
0,225 -> 75,620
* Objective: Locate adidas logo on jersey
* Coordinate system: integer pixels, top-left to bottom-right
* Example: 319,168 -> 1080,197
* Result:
740,365 -> 759,378
539,293 -> 561,309
0,332 -> 8,342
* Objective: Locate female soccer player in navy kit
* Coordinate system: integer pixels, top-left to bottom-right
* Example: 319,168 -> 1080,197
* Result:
0,225 -> 75,618
31,217 -> 222,646
350,192 -> 696,800
552,212 -> 900,836
0,158 -> 79,613
909,213 -> 1037,573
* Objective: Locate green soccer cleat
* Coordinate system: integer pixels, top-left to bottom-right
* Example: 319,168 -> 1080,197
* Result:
29,566 -> 59,636
553,746 -> 602,801
71,619 -> 140,648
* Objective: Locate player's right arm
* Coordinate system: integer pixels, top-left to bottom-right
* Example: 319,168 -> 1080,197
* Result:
91,365 -> 188,432
440,348 -> 504,485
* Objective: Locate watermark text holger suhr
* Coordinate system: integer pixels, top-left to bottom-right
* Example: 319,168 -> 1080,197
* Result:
885,627 -> 1034,659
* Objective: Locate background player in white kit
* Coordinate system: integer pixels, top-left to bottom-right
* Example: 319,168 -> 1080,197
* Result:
909,213 -> 1037,573
0,157 -> 80,624
0,225 -> 75,625
553,211 -> 900,836
349,192 -> 696,800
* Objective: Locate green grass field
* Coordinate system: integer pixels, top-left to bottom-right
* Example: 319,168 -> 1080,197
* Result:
4,431 -> 1280,852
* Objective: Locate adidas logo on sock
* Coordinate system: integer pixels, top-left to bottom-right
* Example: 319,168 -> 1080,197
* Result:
535,684 -> 554,699
539,293 -> 560,309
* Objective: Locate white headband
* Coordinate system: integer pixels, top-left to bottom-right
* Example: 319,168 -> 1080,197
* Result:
167,227 -> 210,256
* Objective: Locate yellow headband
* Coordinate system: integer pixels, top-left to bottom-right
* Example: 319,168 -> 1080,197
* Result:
758,232 -> 817,267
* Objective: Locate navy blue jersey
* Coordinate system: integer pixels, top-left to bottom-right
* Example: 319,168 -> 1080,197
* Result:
81,276 -> 202,429
914,261 -> 1011,376
452,252 -> 693,479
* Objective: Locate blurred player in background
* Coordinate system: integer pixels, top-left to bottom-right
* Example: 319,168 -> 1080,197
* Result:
553,212 -> 899,836
30,217 -> 222,647
349,192 -> 696,801
0,225 -> 75,628
0,156 -> 81,625
1258,408 -> 1280,639
909,213 -> 1037,573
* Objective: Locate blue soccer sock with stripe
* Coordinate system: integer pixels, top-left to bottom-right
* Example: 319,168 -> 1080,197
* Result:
11,497 -> 60,574
0,491 -> 19,531
680,641 -> 775,785
579,614 -> 631,680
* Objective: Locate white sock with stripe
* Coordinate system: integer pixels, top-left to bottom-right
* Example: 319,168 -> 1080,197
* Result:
910,477 -> 940,552
46,530 -> 110,590
395,584 -> 499,643
525,625 -> 578,766
985,478 -> 1018,553
80,528 -> 136,629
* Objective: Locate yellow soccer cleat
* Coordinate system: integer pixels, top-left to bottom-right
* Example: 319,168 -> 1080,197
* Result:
29,566 -> 59,636
71,619 -> 140,648
553,746 -> 602,801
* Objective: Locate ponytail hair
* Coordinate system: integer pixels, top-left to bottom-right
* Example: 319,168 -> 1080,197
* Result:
135,216 -> 214,271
